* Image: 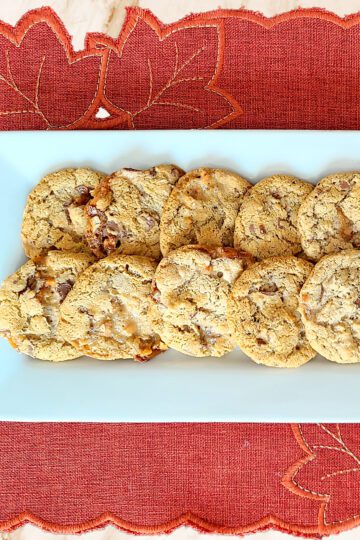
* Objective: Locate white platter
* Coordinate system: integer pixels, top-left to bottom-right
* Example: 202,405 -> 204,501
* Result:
1,130 -> 360,422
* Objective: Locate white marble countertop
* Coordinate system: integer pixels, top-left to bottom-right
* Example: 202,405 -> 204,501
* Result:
1,0 -> 360,49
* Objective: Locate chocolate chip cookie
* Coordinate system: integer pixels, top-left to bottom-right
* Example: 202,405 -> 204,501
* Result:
150,245 -> 253,357
298,172 -> 360,261
0,251 -> 94,361
59,254 -> 166,360
85,165 -> 184,260
299,249 -> 360,363
160,168 -> 251,256
228,256 -> 315,367
234,175 -> 313,259
22,168 -> 105,259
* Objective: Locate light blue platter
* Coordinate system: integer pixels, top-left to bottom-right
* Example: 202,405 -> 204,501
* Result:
0,130 -> 360,422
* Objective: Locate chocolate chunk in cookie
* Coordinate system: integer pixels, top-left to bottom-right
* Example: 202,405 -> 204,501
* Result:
298,172 -> 360,261
160,168 -> 251,256
22,168 -> 105,259
228,256 -> 315,367
299,249 -> 360,363
234,175 -> 313,259
0,251 -> 94,361
150,245 -> 253,357
85,165 -> 184,260
59,254 -> 166,360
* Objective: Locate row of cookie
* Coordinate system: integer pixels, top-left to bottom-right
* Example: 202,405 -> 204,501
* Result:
21,165 -> 184,261
60,245 -> 360,366
22,166 -> 252,261
230,249 -> 360,366
1,243 -> 358,366
161,169 -> 360,262
21,165 -> 360,265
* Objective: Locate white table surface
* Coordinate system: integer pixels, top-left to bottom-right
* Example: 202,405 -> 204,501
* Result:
2,130 -> 360,423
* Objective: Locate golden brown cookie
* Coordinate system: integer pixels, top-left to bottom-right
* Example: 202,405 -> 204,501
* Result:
298,172 -> 360,261
299,249 -> 360,363
150,245 -> 253,357
160,168 -> 251,256
0,251 -> 94,361
59,254 -> 166,361
228,256 -> 316,367
234,175 -> 313,259
22,168 -> 105,259
85,165 -> 184,260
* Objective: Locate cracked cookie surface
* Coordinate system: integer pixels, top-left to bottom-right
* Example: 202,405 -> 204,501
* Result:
228,256 -> 315,367
299,249 -> 360,363
59,254 -> 166,360
0,251 -> 94,361
150,245 -> 253,357
85,165 -> 184,260
298,172 -> 360,261
234,175 -> 313,259
160,168 -> 251,256
22,168 -> 105,259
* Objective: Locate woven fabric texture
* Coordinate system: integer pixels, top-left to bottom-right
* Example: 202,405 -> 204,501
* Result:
2,7 -> 360,129
0,423 -> 359,536
1,6 -> 360,538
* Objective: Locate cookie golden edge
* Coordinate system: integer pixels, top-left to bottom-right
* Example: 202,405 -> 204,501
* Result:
59,253 -> 167,361
298,172 -> 360,262
234,174 -> 314,259
21,167 -> 105,259
299,249 -> 360,364
227,255 -> 317,368
150,244 -> 254,357
159,168 -> 251,257
0,251 -> 95,361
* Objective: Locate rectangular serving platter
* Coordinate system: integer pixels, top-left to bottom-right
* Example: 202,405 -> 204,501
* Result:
1,130 -> 360,422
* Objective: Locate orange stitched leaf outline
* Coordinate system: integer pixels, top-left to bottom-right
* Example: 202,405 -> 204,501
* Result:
0,9 -> 103,129
87,10 -> 242,129
284,424 -> 360,534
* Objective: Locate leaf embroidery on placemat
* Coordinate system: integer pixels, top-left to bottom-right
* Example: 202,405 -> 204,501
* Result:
284,424 -> 360,534
86,9 -> 242,129
0,7 -> 243,130
3,7 -> 360,130
0,8 -> 103,129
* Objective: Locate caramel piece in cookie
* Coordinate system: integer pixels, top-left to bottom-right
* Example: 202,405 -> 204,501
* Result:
85,165 -> 184,260
234,175 -> 313,259
298,172 -> 360,261
160,168 -> 251,256
299,249 -> 360,363
59,254 -> 166,360
228,256 -> 315,367
0,251 -> 94,361
150,245 -> 253,357
22,168 -> 105,259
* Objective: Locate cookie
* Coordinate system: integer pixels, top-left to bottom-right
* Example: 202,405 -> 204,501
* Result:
234,175 -> 313,259
298,172 -> 360,261
0,251 -> 94,361
160,168 -> 251,256
59,254 -> 166,360
149,245 -> 253,357
227,256 -> 315,367
299,249 -> 360,364
85,165 -> 184,260
22,168 -> 105,259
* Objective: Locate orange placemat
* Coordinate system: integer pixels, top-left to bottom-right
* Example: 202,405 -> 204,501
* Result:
1,7 -> 360,537
0,423 -> 359,537
2,7 -> 360,130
